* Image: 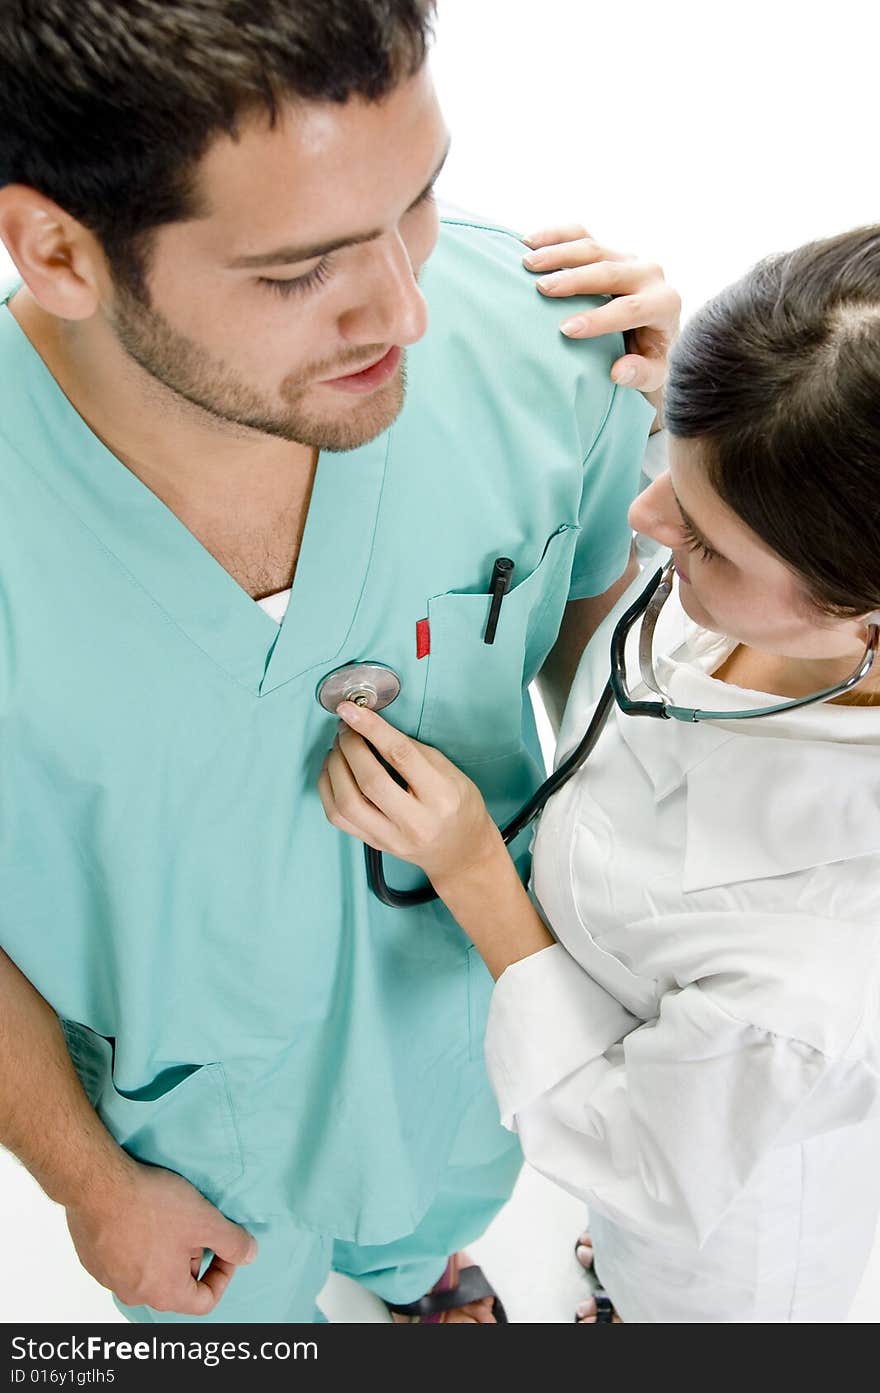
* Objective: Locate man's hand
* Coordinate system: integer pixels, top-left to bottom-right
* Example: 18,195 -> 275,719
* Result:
66,1157 -> 258,1315
522,223 -> 681,401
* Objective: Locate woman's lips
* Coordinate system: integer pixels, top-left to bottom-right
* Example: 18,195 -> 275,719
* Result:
318,346 -> 402,395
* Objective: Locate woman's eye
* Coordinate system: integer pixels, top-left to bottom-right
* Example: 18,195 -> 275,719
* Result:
258,256 -> 333,297
681,522 -> 718,563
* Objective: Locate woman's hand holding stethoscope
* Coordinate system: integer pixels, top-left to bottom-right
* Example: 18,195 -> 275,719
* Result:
315,229 -> 682,905
521,222 -> 681,405
317,701 -> 500,892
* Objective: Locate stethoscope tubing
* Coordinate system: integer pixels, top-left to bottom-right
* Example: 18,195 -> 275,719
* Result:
364,553 -> 880,906
366,679 -> 617,908
365,567 -> 667,907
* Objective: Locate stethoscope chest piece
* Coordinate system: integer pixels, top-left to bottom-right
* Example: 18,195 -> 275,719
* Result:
316,662 -> 402,715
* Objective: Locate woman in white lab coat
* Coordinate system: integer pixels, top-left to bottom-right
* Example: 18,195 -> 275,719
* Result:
319,224 -> 880,1323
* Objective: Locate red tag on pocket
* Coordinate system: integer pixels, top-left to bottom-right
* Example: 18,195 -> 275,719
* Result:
416,618 -> 431,659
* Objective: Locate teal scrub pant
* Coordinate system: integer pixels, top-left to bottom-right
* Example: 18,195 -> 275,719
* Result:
116,1136 -> 523,1324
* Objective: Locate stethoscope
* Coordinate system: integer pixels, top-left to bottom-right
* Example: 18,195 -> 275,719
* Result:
316,562 -> 880,908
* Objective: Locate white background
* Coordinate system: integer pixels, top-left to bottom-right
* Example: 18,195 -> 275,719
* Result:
2,0 -> 879,1324
431,0 -> 876,317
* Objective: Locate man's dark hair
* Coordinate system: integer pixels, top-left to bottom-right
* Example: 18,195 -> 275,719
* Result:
0,0 -> 436,299
665,225 -> 880,617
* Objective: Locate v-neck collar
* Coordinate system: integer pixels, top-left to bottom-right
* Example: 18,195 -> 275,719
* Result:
257,436 -> 390,694
0,284 -> 390,697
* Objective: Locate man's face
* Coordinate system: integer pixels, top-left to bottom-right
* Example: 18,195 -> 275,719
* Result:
106,68 -> 447,451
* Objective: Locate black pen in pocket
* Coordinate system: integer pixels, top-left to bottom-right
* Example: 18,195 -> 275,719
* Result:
483,557 -> 514,644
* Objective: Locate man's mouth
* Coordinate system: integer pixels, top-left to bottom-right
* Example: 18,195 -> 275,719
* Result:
317,347 -> 402,394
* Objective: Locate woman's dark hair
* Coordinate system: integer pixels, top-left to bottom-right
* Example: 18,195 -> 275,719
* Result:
665,225 -> 880,617
0,0 -> 435,300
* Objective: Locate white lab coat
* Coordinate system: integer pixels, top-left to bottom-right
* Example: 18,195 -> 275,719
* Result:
486,574 -> 880,1321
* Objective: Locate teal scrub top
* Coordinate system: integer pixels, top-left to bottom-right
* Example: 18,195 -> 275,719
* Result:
0,218 -> 654,1243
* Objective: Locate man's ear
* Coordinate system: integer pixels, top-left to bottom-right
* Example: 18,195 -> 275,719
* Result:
0,184 -> 105,320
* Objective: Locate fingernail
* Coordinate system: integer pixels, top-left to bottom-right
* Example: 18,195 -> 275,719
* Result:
560,316 -> 586,336
337,701 -> 358,721
576,1244 -> 593,1264
522,234 -> 538,248
575,1299 -> 595,1318
536,273 -> 562,290
616,365 -> 638,385
245,1238 -> 258,1264
522,251 -> 545,269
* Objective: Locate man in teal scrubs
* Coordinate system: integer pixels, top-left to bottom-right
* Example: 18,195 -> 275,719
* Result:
0,2 -> 660,1321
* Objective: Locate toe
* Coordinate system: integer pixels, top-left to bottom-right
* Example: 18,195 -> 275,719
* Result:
576,1297 -> 597,1323
464,1296 -> 498,1323
441,1296 -> 496,1323
442,1252 -> 498,1323
575,1293 -> 622,1323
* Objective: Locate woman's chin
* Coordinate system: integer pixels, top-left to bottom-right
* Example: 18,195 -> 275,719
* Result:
678,583 -> 725,637
677,579 -> 704,623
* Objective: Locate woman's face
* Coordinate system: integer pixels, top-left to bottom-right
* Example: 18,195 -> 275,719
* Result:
629,436 -> 868,662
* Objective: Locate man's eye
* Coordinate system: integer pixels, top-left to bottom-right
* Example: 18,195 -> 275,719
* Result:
407,186 -> 437,214
258,256 -> 333,297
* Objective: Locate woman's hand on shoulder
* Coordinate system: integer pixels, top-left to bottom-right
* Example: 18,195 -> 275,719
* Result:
522,221 -> 680,409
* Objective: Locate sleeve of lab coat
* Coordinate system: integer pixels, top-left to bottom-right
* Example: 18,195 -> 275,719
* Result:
485,944 -> 880,1247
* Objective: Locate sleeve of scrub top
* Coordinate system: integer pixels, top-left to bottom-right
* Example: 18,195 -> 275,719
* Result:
568,387 -> 657,601
485,943 -> 880,1248
638,427 -> 668,486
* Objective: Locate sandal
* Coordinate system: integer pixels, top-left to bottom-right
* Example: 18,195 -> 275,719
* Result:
385,1252 -> 508,1324
573,1234 -> 616,1324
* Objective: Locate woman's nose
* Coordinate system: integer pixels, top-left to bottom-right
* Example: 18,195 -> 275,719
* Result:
629,472 -> 680,547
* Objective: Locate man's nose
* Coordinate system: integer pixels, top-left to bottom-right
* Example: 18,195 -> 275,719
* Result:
338,233 -> 428,348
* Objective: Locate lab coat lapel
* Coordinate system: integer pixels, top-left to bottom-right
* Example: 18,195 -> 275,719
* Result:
559,563 -> 738,800
682,736 -> 880,891
614,704 -> 736,802
559,555 -> 880,892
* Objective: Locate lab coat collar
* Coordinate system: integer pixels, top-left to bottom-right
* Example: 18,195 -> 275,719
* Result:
561,570 -> 880,892
680,732 -> 880,890
614,598 -> 880,890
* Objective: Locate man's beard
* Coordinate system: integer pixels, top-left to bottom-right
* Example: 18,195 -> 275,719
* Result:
108,290 -> 406,453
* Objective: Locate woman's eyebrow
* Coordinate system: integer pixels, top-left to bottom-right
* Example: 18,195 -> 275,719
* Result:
670,482 -> 722,554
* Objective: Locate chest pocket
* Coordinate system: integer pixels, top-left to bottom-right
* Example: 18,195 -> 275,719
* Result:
417,525 -> 580,765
